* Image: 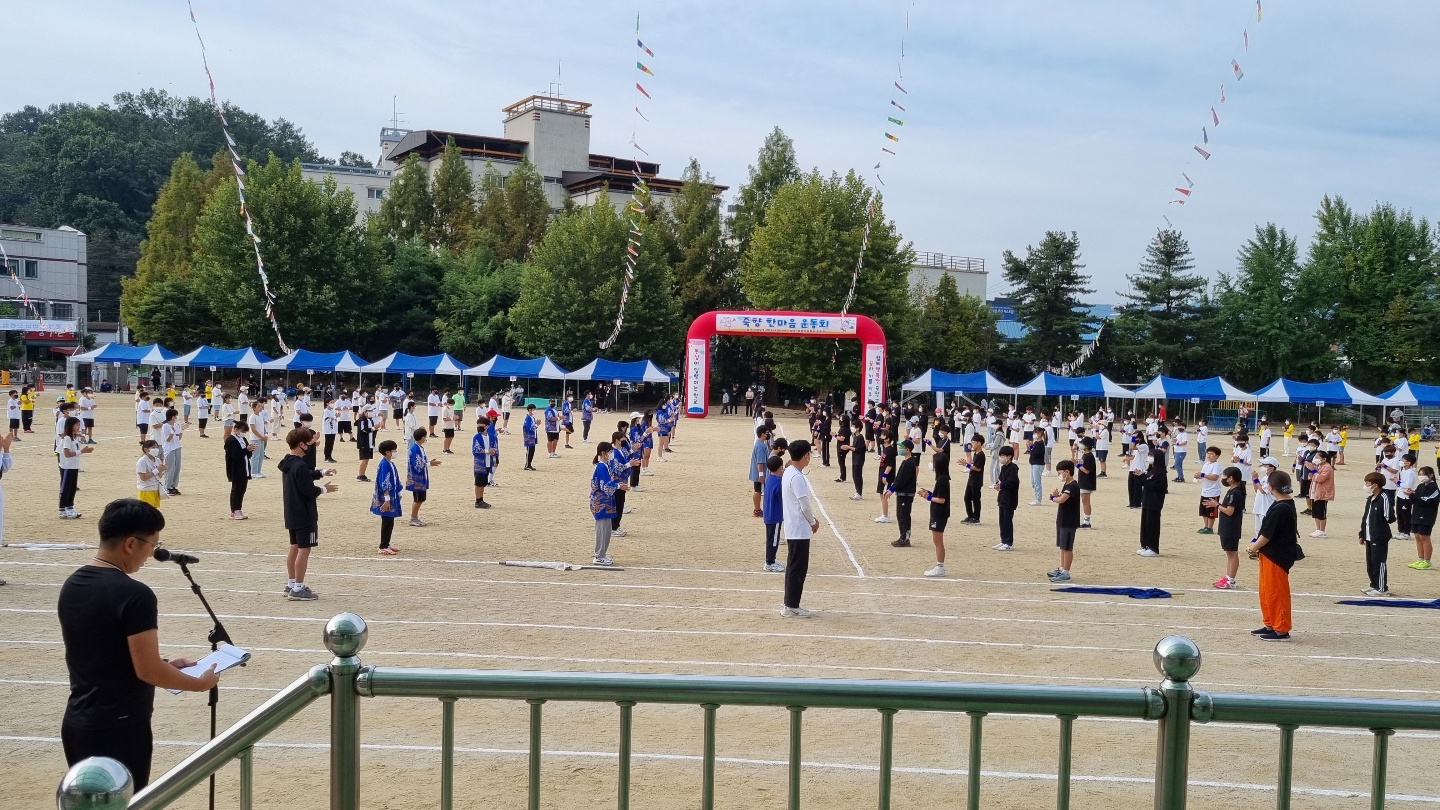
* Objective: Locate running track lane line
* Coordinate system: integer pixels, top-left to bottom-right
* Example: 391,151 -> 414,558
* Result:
3,735 -> 1438,803
808,479 -> 864,577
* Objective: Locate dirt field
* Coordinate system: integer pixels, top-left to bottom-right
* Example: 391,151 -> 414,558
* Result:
3,392 -> 1438,809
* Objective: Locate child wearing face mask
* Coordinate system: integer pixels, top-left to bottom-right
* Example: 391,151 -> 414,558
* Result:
1358,472 -> 1395,596
889,440 -> 920,547
1207,466 -> 1246,589
1408,466 -> 1436,570
1396,453 -> 1418,543
135,439 -> 166,508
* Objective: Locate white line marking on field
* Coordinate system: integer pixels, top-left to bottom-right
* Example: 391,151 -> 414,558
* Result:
809,483 -> 864,577
2,735 -> 1437,802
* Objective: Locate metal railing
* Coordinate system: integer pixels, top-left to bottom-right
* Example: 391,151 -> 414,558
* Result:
59,613 -> 1440,810
913,252 -> 986,272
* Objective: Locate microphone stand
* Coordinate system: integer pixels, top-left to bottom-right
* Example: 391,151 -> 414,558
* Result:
178,561 -> 234,810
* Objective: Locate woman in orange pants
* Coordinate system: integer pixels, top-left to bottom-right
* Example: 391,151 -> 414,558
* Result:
1248,470 -> 1301,641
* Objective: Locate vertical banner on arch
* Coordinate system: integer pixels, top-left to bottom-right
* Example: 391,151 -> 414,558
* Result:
863,343 -> 887,407
685,338 -> 709,415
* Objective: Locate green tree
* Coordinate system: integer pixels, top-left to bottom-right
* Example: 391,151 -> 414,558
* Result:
1110,229 -> 1217,378
1294,196 -> 1438,390
1213,224 -> 1334,389
508,190 -> 680,366
500,159 -> 550,262
435,245 -> 523,360
739,170 -> 914,390
120,153 -> 208,340
1000,231 -> 1093,372
376,153 -> 431,242
729,127 -> 800,257
917,274 -> 1001,373
429,137 -> 475,253
374,238 -> 446,355
191,156 -> 376,353
664,158 -> 739,324
338,150 -> 373,168
474,161 -> 509,256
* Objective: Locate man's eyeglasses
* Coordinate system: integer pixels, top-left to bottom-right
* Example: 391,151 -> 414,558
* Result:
132,536 -> 165,549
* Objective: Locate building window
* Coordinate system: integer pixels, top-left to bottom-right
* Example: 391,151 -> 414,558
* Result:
51,303 -> 73,320
3,258 -> 15,276
23,260 -> 37,279
366,187 -> 385,200
0,228 -> 42,242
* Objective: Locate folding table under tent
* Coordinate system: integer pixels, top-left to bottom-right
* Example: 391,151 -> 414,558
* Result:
566,359 -> 675,383
1131,376 -> 1255,402
1252,378 -> 1384,406
165,346 -> 275,369
261,349 -> 370,373
1378,381 -> 1440,408
463,354 -> 570,380
1013,372 -> 1134,399
359,352 -> 467,377
902,370 -> 1017,395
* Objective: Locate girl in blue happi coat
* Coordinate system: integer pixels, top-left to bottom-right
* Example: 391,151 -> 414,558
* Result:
406,428 -> 440,527
371,440 -> 403,555
590,441 -> 629,566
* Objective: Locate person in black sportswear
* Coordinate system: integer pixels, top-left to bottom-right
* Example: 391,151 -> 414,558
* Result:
993,446 -> 1019,550
963,434 -> 986,524
58,499 -> 221,789
890,440 -> 920,547
919,436 -> 951,577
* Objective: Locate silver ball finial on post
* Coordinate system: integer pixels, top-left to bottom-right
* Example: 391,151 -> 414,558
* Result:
323,612 -> 369,660
1153,634 -> 1202,683
56,757 -> 133,810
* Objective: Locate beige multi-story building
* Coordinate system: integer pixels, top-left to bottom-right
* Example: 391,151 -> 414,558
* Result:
0,223 -> 86,360
303,95 -> 720,222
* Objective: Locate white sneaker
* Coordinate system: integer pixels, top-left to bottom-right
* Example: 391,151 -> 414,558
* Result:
612,528 -> 628,537
1028,500 -> 1041,506
924,564 -> 946,577
641,469 -> 654,476
764,562 -> 785,573
252,473 -> 266,479
548,452 -> 560,458
780,606 -> 812,618
623,506 -> 633,514
593,556 -> 616,566
630,484 -> 646,492
1138,548 -> 1160,557
1309,530 -> 1328,538
660,457 -> 668,462
874,515 -> 891,523
848,494 -> 863,501
991,543 -> 1013,551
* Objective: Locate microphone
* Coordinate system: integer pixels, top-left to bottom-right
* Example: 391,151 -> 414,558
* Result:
154,548 -> 200,565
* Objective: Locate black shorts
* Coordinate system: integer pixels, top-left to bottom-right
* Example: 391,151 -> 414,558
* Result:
412,489 -> 427,503
753,480 -> 763,493
1298,479 -> 1311,499
1311,500 -> 1328,521
138,423 -> 149,435
1413,522 -> 1434,537
1056,527 -> 1077,551
929,514 -> 949,532
1199,498 -> 1217,519
474,472 -> 490,487
82,418 -> 94,428
289,528 -> 318,548
1219,534 -> 1241,552
443,429 -> 455,438
1096,450 -> 1108,461
7,418 -> 17,429
546,431 -> 560,442
357,447 -> 374,460
392,408 -> 403,420
429,415 -> 438,426
339,421 -> 352,432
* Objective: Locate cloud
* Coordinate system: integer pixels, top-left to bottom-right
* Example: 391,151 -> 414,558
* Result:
3,0 -> 1437,301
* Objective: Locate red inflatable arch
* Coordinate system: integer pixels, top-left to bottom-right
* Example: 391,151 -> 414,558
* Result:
683,310 -> 888,418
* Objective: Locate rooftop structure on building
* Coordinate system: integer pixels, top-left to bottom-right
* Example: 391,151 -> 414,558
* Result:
908,251 -> 987,299
302,94 -> 725,223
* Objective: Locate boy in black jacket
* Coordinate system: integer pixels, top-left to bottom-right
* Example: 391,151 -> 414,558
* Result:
993,446 -> 1019,551
279,427 -> 337,601
1359,471 -> 1394,596
890,440 -> 920,547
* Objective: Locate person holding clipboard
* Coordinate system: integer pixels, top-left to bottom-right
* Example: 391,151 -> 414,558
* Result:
58,498 -> 224,789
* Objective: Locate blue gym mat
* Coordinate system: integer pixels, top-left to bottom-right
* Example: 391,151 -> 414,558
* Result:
1336,598 -> 1440,609
1052,586 -> 1172,599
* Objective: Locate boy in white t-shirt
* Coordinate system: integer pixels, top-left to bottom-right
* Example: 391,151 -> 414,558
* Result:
77,388 -> 96,444
135,439 -> 165,507
1194,446 -> 1224,534
6,390 -> 21,441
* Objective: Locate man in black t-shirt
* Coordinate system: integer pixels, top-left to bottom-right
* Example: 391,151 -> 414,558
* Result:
58,499 -> 220,789
920,443 -> 951,578
963,435 -> 986,524
1249,471 -> 1301,641
1048,460 -> 1081,581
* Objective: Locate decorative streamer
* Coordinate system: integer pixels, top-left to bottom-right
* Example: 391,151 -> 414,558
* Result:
600,13 -> 658,349
1220,84 -> 1227,103
1211,107 -> 1220,126
0,242 -> 48,326
1232,59 -> 1244,80
1202,127 -> 1209,144
1194,145 -> 1211,160
185,0 -> 289,353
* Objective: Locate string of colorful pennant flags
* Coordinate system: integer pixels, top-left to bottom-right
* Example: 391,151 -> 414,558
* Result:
600,15 -> 657,350
185,1 -> 289,354
0,242 -> 48,327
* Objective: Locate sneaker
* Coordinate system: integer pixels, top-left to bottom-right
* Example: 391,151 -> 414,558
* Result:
1396,533 -> 1411,541
287,586 -> 319,601
631,485 -> 646,493
593,557 -> 616,566
1213,576 -> 1235,589
1049,570 -> 1072,583
612,528 -> 628,537
780,606 -> 812,618
834,478 -> 846,483
324,458 -> 338,464
1299,509 -> 1313,516
891,538 -> 911,547
1196,527 -> 1214,535
231,511 -> 248,520
874,515 -> 891,523
379,547 -> 399,556
409,518 -> 427,527
1408,560 -> 1432,570
252,473 -> 267,479
991,543 -> 1013,551
960,517 -> 980,524
753,509 -> 763,517
1260,632 -> 1291,642
764,562 -> 785,573
548,452 -> 559,459
524,466 -> 537,471
356,475 -> 370,482
1028,500 -> 1041,506
641,469 -> 654,476
475,500 -> 491,509
848,494 -> 863,501
1308,530 -> 1327,538
1098,472 -> 1108,478
1047,567 -> 1064,577
442,450 -> 455,455
1138,548 -> 1159,557
924,564 -> 946,577
1362,587 -> 1382,596
623,506 -> 633,514
1250,626 -> 1274,635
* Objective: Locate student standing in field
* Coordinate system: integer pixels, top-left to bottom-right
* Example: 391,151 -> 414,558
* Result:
1208,466 -> 1246,589
78,387 -> 96,444
406,428 -> 440,527
918,435 -> 951,577
1076,437 -> 1097,529
159,409 -> 184,497
472,416 -> 495,509
1137,449 -> 1168,557
1171,422 -> 1190,482
1046,459 -> 1081,582
1249,470 -> 1299,640
57,416 -> 92,519
561,395 -> 576,450
1358,471 -> 1394,596
279,428 -> 336,601
135,439 -> 164,509
20,385 -> 35,433
224,422 -> 251,520
439,403 -> 458,455
962,434 -> 986,524
874,433 -> 896,522
7,389 -> 21,442
1195,446 -> 1223,534
1395,452 -> 1417,543
993,446 -> 1019,551
608,430 -> 636,535
1127,436 -> 1148,509
834,412 -> 851,482
843,425 -> 866,499
780,440 -> 819,617
749,424 -> 770,517
761,455 -> 786,572
195,388 -> 211,439
589,441 -> 628,566
1027,431 -> 1047,505
890,440 -> 919,547
522,404 -> 539,471
1308,450 -> 1335,538
135,392 -> 152,442
1408,466 -> 1436,570
544,400 -> 562,458
248,399 -> 270,479
372,440 -> 403,554
581,392 -> 595,443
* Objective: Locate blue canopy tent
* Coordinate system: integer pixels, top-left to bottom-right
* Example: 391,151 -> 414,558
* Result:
165,346 -> 275,369
262,349 -> 370,373
902,370 -> 1017,395
67,342 -> 176,366
1014,373 -> 1133,399
1379,381 -> 1440,408
567,358 -> 674,383
358,353 -> 467,389
1132,376 -> 1254,401
463,354 -> 569,380
1253,378 -> 1384,406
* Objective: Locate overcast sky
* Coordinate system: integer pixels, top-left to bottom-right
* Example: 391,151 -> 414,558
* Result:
6,1 -> 1437,302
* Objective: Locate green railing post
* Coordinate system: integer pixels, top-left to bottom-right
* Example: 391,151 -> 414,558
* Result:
617,701 -> 635,810
440,697 -> 456,810
1152,635 -> 1202,810
528,698 -> 545,810
966,711 -> 985,810
877,708 -> 897,810
1276,724 -> 1296,810
701,703 -> 719,810
788,705 -> 805,810
323,613 -> 368,810
1370,728 -> 1394,810
1056,715 -> 1075,810
238,747 -> 253,810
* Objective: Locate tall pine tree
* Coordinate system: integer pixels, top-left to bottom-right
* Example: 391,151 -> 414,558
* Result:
500,159 -> 550,262
730,127 -> 800,257
999,231 -> 1093,371
1111,229 -> 1215,378
429,136 -> 475,253
377,153 -> 431,242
